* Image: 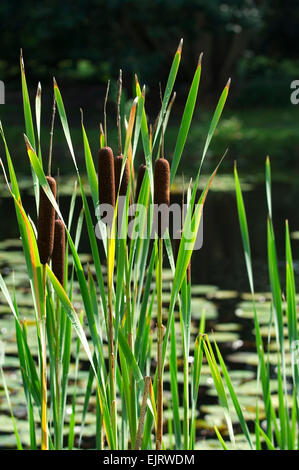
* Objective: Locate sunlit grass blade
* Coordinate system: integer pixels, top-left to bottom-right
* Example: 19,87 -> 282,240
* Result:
81,113 -> 98,209
169,54 -> 202,185
213,339 -> 254,449
203,335 -> 235,447
200,79 -> 230,172
169,314 -> 181,449
35,82 -> 42,161
214,426 -> 228,450
153,38 -> 182,149
20,50 -> 39,210
0,360 -> 23,449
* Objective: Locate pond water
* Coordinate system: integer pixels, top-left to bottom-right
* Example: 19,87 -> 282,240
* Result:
0,176 -> 298,449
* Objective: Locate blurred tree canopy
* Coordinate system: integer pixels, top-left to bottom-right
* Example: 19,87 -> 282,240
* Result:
0,0 -> 298,102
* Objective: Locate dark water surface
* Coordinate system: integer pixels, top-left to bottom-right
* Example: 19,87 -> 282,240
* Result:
0,178 -> 298,448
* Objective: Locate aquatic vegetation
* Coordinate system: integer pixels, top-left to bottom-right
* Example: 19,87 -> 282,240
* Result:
0,41 -> 230,450
205,158 -> 299,450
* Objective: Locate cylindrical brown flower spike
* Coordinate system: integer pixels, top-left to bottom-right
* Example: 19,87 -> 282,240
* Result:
154,157 -> 170,238
135,164 -> 147,202
98,146 -> 115,208
37,176 -> 56,264
114,155 -> 130,196
52,219 -> 65,285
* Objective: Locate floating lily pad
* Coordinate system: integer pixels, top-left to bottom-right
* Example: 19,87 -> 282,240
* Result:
191,284 -> 218,295
209,290 -> 239,300
215,323 -> 241,332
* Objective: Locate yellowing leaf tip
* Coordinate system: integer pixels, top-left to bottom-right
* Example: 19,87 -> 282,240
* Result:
24,133 -> 34,152
20,49 -> 24,69
198,52 -> 203,67
226,78 -> 231,90
177,38 -> 183,55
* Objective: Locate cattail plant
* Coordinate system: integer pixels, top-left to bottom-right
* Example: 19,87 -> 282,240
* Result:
154,156 -> 170,450
98,145 -> 117,445
37,176 -> 56,264
36,174 -> 56,450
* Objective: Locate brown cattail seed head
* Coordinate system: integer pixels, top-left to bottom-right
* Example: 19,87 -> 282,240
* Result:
135,164 -> 147,202
154,157 -> 170,238
52,219 -> 65,285
154,158 -> 170,206
98,146 -> 115,208
37,176 -> 56,264
114,155 -> 130,197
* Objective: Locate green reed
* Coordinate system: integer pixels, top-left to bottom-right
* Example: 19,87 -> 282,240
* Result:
0,41 -> 229,450
205,157 -> 299,450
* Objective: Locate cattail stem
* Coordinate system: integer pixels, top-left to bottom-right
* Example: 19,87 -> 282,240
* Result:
134,376 -> 151,449
107,231 -> 117,448
117,70 -> 122,155
52,218 -> 65,449
183,338 -> 189,449
153,156 -> 170,449
104,80 -> 110,146
55,295 -> 61,449
48,93 -> 56,176
156,236 -> 164,450
41,264 -> 48,450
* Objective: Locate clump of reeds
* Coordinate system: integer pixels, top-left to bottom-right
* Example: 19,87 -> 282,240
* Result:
52,219 -> 65,285
0,42 -> 231,452
37,176 -> 56,264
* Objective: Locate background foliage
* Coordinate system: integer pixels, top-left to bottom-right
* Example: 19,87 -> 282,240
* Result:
0,0 -> 297,105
